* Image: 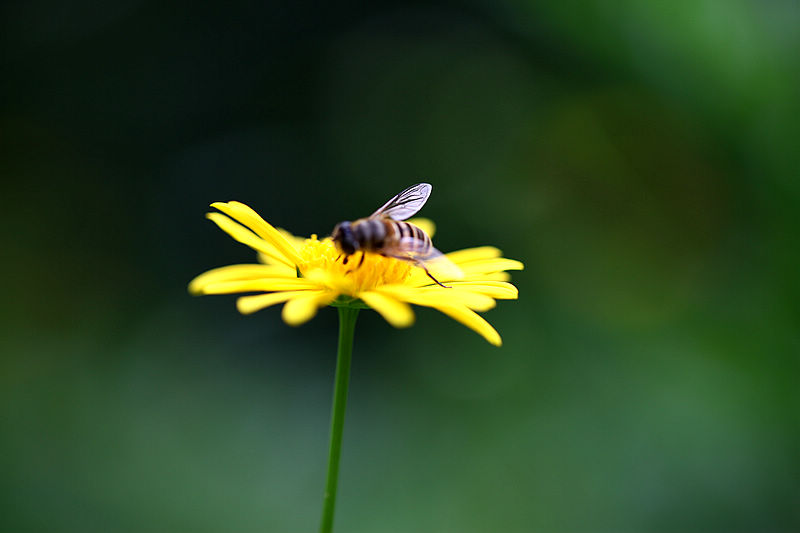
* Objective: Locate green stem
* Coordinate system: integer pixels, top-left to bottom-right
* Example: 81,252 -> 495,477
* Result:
320,306 -> 359,533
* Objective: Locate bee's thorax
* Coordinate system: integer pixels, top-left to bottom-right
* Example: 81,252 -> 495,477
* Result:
350,218 -> 388,251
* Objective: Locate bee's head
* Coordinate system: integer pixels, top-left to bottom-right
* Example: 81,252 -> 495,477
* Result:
331,221 -> 358,256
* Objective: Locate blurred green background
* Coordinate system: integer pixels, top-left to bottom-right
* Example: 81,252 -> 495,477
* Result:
2,1 -> 799,531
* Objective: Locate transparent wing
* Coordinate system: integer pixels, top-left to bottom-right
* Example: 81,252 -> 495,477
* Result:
369,183 -> 432,221
387,237 -> 464,281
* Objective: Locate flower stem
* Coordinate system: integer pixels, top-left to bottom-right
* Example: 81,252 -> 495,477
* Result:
320,306 -> 359,533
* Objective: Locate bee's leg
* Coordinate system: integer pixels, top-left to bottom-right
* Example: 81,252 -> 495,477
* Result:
421,265 -> 450,288
344,252 -> 366,275
384,253 -> 451,288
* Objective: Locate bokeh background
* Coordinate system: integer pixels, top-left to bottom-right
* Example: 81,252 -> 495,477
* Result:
2,1 -> 799,531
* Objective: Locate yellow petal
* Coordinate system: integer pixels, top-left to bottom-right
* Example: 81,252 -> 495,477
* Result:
297,268 -> 357,295
236,291 -> 310,314
206,213 -> 295,267
360,291 -> 415,328
446,246 -> 502,264
435,288 -> 496,311
281,291 -> 337,326
464,272 -> 512,282
211,201 -> 302,265
458,258 -> 524,275
277,227 -> 307,248
188,264 -> 296,294
433,304 -> 502,346
202,278 -> 321,294
258,249 -> 297,266
377,285 -> 496,312
405,270 -> 431,287
446,281 -> 519,299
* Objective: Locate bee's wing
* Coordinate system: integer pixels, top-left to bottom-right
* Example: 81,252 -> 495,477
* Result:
369,183 -> 432,221
387,236 -> 464,282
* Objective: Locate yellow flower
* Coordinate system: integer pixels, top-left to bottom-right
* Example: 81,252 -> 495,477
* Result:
189,201 -> 523,346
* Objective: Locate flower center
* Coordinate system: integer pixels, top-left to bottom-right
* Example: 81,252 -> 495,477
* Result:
297,235 -> 412,295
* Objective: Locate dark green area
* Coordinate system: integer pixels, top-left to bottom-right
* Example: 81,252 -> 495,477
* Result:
2,1 -> 798,531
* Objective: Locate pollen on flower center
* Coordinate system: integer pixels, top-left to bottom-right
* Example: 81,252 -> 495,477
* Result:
297,235 -> 412,295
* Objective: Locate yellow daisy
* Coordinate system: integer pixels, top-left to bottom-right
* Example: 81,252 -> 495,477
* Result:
189,201 -> 522,346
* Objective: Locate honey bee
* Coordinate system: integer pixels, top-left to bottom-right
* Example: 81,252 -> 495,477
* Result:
331,183 -> 461,287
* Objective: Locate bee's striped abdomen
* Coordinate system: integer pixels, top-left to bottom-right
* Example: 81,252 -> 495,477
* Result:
389,220 -> 432,255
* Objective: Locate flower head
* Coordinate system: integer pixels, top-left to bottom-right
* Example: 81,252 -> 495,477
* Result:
189,201 -> 522,346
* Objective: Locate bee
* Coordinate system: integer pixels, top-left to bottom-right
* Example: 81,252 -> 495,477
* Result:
331,183 -> 461,287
